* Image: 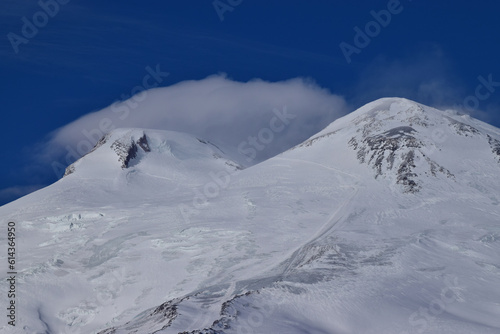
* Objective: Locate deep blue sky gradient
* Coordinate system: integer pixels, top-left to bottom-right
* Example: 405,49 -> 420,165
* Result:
1,0 -> 500,205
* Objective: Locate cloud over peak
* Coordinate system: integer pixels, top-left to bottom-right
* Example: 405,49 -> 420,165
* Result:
45,74 -> 349,173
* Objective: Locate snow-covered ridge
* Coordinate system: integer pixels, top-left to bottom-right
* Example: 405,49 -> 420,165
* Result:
1,98 -> 500,334
63,128 -> 244,180
63,98 -> 500,194
291,97 -> 500,193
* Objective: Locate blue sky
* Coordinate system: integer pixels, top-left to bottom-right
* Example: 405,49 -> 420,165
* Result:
1,0 -> 500,205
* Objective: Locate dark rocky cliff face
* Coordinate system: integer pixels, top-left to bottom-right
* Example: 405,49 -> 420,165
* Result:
347,107 -> 455,193
111,133 -> 151,168
64,133 -> 152,176
488,135 -> 500,163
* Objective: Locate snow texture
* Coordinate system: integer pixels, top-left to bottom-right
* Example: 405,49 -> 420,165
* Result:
1,98 -> 500,334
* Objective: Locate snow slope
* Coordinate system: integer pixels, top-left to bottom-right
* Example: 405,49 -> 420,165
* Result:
1,98 -> 500,333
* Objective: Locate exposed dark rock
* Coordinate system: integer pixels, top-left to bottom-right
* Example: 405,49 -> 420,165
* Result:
350,127 -> 422,192
150,298 -> 178,321
111,139 -> 138,168
122,142 -> 138,168
487,135 -> 500,163
349,126 -> 453,193
380,126 -> 416,138
396,150 -> 420,193
92,133 -> 112,152
446,116 -> 480,136
198,138 -> 225,154
110,132 -> 151,168
225,160 -> 243,171
137,133 -> 151,152
424,156 -> 454,178
179,329 -> 222,334
63,165 -> 75,177
179,291 -> 255,334
97,296 -> 186,334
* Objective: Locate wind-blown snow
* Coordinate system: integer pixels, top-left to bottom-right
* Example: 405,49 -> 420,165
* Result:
1,98 -> 499,333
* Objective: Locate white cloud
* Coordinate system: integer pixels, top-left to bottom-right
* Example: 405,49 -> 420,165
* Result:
44,74 -> 348,168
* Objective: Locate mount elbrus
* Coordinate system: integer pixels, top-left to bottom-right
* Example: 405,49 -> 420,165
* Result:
1,98 -> 499,333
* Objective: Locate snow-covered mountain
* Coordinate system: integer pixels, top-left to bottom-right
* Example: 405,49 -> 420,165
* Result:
1,98 -> 500,333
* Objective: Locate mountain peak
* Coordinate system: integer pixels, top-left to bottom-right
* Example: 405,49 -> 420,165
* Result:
64,128 -> 243,179
290,98 -> 500,193
2,99 -> 500,334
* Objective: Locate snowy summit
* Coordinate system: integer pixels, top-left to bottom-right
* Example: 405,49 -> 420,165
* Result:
1,98 -> 500,333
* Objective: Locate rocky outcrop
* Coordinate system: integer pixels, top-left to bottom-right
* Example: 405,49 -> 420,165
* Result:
348,108 -> 454,193
110,133 -> 150,168
97,296 -> 185,334
488,134 -> 500,163
446,116 -> 480,136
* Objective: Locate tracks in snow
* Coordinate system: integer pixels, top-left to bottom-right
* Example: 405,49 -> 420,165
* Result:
272,157 -> 361,277
99,158 -> 363,333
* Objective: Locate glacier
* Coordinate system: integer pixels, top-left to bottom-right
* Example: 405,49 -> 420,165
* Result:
1,98 -> 500,333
